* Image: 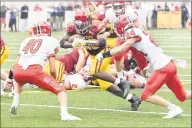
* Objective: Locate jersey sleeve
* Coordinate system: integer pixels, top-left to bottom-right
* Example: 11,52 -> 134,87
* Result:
130,47 -> 148,70
124,28 -> 142,43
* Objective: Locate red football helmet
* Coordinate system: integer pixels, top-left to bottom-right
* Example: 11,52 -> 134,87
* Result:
113,0 -> 126,16
74,9 -> 92,34
115,14 -> 134,40
30,21 -> 52,36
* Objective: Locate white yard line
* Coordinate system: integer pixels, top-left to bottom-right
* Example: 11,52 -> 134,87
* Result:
164,51 -> 191,53
1,103 -> 191,117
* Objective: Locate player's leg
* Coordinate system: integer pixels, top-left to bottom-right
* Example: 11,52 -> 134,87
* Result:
141,62 -> 182,118
97,79 -> 141,111
91,54 -> 141,111
32,66 -> 81,121
165,63 -> 191,101
90,53 -> 130,98
114,38 -> 129,80
43,60 -> 65,83
10,80 -> 24,115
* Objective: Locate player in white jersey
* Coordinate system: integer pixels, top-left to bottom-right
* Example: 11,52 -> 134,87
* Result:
10,22 -> 81,121
96,15 -> 191,118
104,1 -> 145,83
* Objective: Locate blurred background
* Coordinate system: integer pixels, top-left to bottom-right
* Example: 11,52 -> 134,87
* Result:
0,1 -> 191,32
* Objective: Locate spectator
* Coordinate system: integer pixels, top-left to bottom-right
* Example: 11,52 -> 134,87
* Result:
66,2 -> 73,11
175,4 -> 181,11
33,4 -> 43,23
74,3 -> 81,10
181,3 -> 189,28
0,5 -> 8,31
33,4 -> 42,11
165,3 -> 170,11
152,5 -> 157,28
20,4 -> 29,32
56,3 -> 65,31
170,3 -> 175,11
157,5 -> 162,11
9,7 -> 18,32
49,6 -> 57,31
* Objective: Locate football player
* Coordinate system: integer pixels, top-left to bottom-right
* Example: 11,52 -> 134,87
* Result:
104,1 -> 146,83
44,47 -> 89,88
60,9 -> 141,111
9,21 -> 81,121
97,14 -> 191,118
0,37 -> 11,95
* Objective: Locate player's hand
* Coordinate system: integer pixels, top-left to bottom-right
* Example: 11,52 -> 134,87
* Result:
96,53 -> 104,62
72,38 -> 86,48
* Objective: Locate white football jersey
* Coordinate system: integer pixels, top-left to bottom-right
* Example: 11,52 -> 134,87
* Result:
18,36 -> 59,69
125,28 -> 171,71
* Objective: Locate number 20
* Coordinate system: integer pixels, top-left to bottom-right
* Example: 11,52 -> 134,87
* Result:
22,39 -> 42,54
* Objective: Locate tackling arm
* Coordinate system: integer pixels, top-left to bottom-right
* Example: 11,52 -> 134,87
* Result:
75,49 -> 86,73
102,38 -> 137,58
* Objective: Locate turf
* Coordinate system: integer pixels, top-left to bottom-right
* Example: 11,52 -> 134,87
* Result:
1,29 -> 191,127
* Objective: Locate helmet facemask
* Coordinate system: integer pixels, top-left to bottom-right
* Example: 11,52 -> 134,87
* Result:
113,3 -> 125,17
75,15 -> 91,35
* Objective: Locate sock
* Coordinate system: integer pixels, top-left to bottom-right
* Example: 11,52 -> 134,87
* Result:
114,78 -> 120,86
117,71 -> 124,80
12,93 -> 20,107
60,105 -> 68,116
167,103 -> 176,111
126,94 -> 133,100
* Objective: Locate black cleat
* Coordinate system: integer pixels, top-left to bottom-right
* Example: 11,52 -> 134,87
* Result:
128,94 -> 142,111
117,80 -> 131,99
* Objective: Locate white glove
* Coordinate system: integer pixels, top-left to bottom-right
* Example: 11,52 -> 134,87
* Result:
96,53 -> 104,62
72,38 -> 86,48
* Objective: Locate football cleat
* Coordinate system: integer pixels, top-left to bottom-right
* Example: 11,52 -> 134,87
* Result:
117,80 -> 131,99
128,94 -> 142,111
162,106 -> 182,119
61,114 -> 81,121
10,105 -> 18,115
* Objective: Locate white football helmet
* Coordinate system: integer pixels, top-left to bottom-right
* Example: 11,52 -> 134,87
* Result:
64,74 -> 87,90
125,8 -> 138,23
105,8 -> 117,24
79,65 -> 92,84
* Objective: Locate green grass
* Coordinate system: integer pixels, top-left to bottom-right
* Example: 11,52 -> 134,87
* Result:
1,29 -> 191,127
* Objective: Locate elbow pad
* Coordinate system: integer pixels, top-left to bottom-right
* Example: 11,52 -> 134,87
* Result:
98,38 -> 106,47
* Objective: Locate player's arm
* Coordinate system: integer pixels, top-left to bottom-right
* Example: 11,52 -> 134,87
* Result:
60,33 -> 73,48
186,17 -> 191,32
48,48 -> 59,79
85,38 -> 106,47
75,49 -> 86,73
49,56 -> 56,79
102,38 -> 137,58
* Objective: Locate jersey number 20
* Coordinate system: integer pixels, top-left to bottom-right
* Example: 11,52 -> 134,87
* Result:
22,39 -> 42,54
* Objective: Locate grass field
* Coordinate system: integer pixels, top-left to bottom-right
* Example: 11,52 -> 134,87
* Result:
1,29 -> 191,127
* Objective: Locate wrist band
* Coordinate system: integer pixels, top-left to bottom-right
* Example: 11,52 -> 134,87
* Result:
102,51 -> 112,58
